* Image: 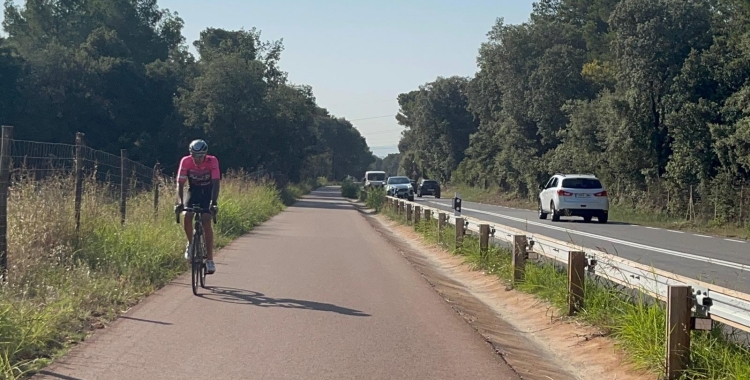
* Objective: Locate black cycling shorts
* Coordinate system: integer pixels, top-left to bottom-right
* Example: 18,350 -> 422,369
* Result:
183,185 -> 212,210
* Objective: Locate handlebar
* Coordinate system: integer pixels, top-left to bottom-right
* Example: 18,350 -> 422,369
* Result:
175,206 -> 217,225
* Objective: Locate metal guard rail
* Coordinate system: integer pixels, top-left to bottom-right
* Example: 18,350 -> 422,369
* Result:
388,196 -> 750,333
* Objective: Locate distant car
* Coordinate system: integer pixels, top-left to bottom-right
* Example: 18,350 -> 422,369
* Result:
364,171 -> 386,189
538,174 -> 609,223
385,176 -> 415,201
416,179 -> 441,198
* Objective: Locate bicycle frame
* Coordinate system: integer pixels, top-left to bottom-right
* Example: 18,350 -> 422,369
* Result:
176,204 -> 217,295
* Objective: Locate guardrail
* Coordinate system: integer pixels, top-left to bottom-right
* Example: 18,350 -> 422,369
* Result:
384,196 -> 750,379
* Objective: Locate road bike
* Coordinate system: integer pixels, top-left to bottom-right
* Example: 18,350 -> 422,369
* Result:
176,204 -> 217,296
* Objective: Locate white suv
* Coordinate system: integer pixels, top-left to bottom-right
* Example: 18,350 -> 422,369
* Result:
538,174 -> 609,223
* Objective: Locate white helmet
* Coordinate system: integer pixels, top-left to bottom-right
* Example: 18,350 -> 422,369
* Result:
189,139 -> 208,155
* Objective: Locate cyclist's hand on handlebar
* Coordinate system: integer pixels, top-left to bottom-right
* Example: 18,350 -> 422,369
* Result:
209,202 -> 218,215
174,204 -> 184,214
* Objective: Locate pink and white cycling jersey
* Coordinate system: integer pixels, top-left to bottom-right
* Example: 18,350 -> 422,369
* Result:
177,155 -> 220,187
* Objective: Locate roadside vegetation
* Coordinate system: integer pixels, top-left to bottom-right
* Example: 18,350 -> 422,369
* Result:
377,201 -> 750,380
340,178 -> 360,199
0,171 -> 316,380
348,184 -> 387,212
384,0 -> 750,239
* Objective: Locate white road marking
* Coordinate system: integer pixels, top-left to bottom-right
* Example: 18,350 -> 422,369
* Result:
645,227 -> 660,230
667,230 -> 685,234
725,239 -> 746,244
424,200 -> 749,272
694,234 -> 712,238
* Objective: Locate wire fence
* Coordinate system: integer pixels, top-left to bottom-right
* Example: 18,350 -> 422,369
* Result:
0,127 -> 171,280
606,178 -> 750,227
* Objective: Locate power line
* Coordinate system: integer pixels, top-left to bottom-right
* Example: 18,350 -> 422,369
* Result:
360,127 -> 405,136
347,114 -> 396,122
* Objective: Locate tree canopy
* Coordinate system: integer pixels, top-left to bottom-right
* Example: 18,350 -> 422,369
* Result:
394,0 -> 750,224
0,0 -> 375,182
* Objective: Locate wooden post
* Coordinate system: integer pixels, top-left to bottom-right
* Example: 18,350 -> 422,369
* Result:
666,285 -> 692,379
120,149 -> 127,225
568,251 -> 586,316
437,212 -> 446,244
455,217 -> 464,248
512,235 -> 527,285
0,126 -> 11,282
424,209 -> 431,223
153,163 -> 161,220
74,132 -> 84,233
414,205 -> 421,226
479,224 -> 490,256
406,204 -> 412,224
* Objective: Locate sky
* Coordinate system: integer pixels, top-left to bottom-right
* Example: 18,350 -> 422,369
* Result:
3,0 -> 537,158
159,0 -> 536,157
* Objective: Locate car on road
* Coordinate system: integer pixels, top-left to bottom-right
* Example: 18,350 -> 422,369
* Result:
364,171 -> 386,189
538,174 -> 609,223
416,179 -> 441,198
385,176 -> 415,201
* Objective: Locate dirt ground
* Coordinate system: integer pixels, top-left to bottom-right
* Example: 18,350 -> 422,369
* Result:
361,207 -> 658,380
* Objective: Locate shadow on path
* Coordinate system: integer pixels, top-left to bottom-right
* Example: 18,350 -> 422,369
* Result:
35,371 -> 84,380
197,286 -> 370,317
288,187 -> 354,210
118,316 -> 173,326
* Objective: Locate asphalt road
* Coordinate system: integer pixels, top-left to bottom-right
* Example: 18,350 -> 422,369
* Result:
34,188 -> 519,380
415,196 -> 750,294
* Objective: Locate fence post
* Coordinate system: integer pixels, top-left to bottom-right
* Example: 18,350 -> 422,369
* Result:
479,224 -> 490,256
120,149 -> 127,225
406,204 -> 412,225
153,162 -> 161,220
414,205 -> 421,227
512,235 -> 527,286
568,251 -> 586,316
424,209 -> 431,223
0,126 -> 12,282
74,132 -> 84,233
666,285 -> 692,379
438,212 -> 446,230
455,217 -> 464,249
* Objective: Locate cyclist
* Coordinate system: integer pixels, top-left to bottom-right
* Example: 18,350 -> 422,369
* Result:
174,139 -> 220,274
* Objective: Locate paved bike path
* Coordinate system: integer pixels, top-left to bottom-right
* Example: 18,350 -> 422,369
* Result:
35,187 -> 518,380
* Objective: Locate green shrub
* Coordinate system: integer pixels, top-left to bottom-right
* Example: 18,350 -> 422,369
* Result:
365,188 -> 386,211
341,178 -> 360,199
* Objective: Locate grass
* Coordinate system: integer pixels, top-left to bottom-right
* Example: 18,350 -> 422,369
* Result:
444,184 -> 750,239
380,203 -> 750,380
340,178 -> 359,199
0,169 -> 316,380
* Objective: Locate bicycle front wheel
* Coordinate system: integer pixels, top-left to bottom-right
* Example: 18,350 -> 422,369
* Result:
199,235 -> 207,288
191,234 -> 202,296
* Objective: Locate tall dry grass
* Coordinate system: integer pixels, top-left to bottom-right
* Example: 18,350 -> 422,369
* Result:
0,169 -> 293,379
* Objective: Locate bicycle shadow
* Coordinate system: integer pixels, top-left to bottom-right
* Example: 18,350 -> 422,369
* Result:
197,286 -> 371,317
